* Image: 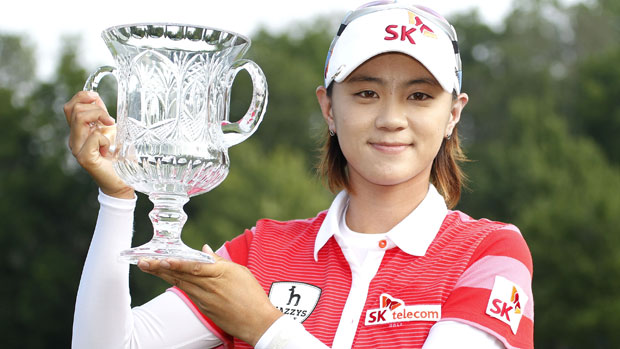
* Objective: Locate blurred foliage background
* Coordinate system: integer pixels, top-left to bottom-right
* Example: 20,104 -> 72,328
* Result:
1,0 -> 619,347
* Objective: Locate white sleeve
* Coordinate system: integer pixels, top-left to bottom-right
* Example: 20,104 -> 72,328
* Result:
422,320 -> 505,349
255,316 -> 329,349
253,317 -> 500,349
71,190 -> 222,349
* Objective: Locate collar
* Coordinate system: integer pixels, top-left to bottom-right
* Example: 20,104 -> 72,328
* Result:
313,184 -> 448,261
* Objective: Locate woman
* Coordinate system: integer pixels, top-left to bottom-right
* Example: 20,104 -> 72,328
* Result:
66,2 -> 533,348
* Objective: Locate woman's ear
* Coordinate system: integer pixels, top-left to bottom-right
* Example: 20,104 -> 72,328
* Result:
446,92 -> 469,137
316,85 -> 335,132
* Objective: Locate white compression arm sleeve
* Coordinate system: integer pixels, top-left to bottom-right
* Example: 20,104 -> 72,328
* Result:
71,191 -> 222,348
255,316 -> 329,349
422,320 -> 505,349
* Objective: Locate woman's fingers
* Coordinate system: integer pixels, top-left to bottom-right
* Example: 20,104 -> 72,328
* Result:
202,244 -> 214,254
64,91 -> 112,126
75,128 -> 111,168
75,128 -> 133,197
139,255 -> 225,280
68,105 -> 111,156
65,91 -> 115,156
64,91 -> 134,198
64,91 -> 92,124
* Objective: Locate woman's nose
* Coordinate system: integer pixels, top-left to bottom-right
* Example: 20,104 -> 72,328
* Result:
375,101 -> 408,131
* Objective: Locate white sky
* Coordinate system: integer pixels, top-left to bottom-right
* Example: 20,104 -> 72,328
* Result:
1,0 -> 516,79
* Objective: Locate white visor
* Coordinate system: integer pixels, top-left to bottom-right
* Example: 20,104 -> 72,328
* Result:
324,5 -> 462,93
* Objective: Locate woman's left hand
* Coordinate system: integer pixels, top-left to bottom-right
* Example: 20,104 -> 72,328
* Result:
137,246 -> 283,346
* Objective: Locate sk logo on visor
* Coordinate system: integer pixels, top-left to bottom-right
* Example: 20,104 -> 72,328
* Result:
384,12 -> 438,45
409,12 -> 437,39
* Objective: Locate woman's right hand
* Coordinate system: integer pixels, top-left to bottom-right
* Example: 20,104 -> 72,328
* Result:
64,91 -> 135,199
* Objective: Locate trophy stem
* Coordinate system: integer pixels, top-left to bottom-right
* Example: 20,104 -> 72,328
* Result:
119,192 -> 215,264
149,193 -> 189,242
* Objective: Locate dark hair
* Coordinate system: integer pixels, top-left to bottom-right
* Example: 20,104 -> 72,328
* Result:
317,86 -> 467,209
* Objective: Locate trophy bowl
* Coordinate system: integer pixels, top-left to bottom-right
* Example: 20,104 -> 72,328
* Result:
84,23 -> 268,264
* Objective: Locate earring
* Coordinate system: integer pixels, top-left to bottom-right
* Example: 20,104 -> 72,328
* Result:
329,129 -> 335,137
445,133 -> 452,140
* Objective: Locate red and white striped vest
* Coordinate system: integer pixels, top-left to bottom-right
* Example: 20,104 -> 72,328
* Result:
177,210 -> 533,348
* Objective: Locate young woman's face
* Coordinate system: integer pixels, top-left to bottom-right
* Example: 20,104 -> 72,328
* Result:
317,53 -> 467,191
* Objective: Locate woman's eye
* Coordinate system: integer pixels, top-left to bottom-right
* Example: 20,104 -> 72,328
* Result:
356,90 -> 378,98
410,92 -> 430,100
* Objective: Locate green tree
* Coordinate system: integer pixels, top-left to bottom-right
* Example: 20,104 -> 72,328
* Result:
0,35 -> 97,348
453,0 -> 620,347
229,18 -> 337,165
464,94 -> 620,348
570,47 -> 620,164
0,34 -> 36,94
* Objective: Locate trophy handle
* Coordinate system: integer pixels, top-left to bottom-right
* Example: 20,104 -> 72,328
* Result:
84,65 -> 116,92
83,66 -> 117,152
221,60 -> 268,147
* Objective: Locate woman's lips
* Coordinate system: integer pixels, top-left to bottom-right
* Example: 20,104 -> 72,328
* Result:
370,142 -> 411,154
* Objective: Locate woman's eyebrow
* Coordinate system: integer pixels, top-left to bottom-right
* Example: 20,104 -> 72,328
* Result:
345,75 -> 440,87
404,77 -> 440,87
345,75 -> 384,84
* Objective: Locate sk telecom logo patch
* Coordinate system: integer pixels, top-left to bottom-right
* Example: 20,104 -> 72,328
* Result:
269,282 -> 321,323
486,276 -> 529,334
365,294 -> 441,326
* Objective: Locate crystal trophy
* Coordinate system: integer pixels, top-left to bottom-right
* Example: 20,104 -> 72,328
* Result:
84,23 -> 267,263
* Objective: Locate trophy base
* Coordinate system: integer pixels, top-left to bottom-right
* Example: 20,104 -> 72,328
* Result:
119,240 -> 215,264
